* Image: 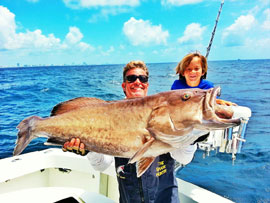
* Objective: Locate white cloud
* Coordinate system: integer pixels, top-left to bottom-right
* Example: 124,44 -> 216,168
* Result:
161,0 -> 203,6
226,15 -> 255,32
119,44 -> 125,49
259,0 -> 270,6
63,0 -> 140,9
14,30 -> 61,49
88,7 -> 130,23
0,6 -> 93,52
63,27 -> 95,51
0,6 -> 61,50
256,37 -> 270,47
78,42 -> 94,51
0,6 -> 17,48
102,46 -> 115,55
262,8 -> 270,30
65,26 -> 83,44
96,45 -> 115,56
107,46 -> 114,53
222,15 -> 255,46
177,23 -> 206,44
123,17 -> 169,46
62,27 -> 95,51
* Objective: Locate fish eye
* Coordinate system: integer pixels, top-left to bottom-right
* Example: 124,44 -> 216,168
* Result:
181,93 -> 191,101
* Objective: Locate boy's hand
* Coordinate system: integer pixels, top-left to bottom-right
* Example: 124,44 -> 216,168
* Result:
216,99 -> 237,106
62,138 -> 88,156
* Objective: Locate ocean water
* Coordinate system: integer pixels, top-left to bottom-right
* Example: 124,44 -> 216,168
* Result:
0,59 -> 270,202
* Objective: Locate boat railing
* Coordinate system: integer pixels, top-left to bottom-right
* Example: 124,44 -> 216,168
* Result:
197,105 -> 252,161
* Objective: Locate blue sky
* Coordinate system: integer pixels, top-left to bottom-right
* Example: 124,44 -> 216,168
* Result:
0,0 -> 269,67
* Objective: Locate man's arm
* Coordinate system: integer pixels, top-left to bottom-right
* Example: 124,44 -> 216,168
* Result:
170,144 -> 197,165
86,152 -> 114,172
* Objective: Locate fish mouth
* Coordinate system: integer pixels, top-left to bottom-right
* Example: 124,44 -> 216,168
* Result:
202,86 -> 241,129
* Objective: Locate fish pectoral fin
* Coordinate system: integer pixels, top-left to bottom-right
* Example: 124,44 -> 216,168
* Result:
136,157 -> 155,177
45,137 -> 66,146
128,136 -> 155,164
50,97 -> 106,116
147,127 -> 193,148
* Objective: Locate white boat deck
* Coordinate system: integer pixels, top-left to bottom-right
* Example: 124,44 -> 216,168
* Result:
0,149 -> 234,203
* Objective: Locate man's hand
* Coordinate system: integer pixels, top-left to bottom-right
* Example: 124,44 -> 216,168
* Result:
62,138 -> 113,171
62,138 -> 88,156
216,99 -> 237,106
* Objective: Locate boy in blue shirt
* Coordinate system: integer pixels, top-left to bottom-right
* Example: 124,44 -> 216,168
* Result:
171,52 -> 234,106
171,52 -> 213,90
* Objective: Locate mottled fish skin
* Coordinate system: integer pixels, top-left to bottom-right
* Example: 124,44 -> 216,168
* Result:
14,87 -> 241,177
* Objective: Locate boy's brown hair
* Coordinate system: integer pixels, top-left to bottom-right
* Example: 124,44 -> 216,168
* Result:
175,52 -> 207,79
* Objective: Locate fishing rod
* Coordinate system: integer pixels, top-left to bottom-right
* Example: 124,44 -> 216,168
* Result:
205,0 -> 224,59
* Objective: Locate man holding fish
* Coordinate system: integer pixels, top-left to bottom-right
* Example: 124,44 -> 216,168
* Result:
14,60 -> 240,202
64,60 -> 197,203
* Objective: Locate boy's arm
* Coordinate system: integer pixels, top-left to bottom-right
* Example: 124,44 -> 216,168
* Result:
216,99 -> 237,106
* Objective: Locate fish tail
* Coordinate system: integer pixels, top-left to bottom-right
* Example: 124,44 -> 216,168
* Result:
13,116 -> 43,156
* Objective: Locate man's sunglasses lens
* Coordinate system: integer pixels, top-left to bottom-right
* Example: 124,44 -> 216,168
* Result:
126,75 -> 148,83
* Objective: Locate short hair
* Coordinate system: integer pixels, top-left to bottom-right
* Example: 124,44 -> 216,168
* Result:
123,60 -> 149,82
175,52 -> 207,79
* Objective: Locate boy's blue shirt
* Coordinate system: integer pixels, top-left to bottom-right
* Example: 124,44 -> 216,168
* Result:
171,79 -> 214,90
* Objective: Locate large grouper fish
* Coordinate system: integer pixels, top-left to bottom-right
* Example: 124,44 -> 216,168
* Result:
14,87 -> 240,177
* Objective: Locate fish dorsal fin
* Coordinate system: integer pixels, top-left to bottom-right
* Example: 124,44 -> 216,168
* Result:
50,97 -> 106,116
136,157 -> 155,177
128,136 -> 155,164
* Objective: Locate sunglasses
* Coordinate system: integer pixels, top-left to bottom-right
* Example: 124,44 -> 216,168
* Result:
125,75 -> 149,83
